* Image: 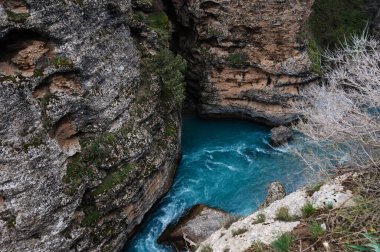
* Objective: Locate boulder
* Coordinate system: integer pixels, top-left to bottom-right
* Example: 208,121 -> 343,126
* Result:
158,204 -> 236,251
270,126 -> 292,146
260,182 -> 286,209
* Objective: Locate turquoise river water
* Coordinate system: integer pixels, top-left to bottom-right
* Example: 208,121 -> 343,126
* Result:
126,116 -> 308,252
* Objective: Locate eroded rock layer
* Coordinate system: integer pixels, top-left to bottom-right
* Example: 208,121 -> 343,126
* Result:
170,0 -> 317,125
0,0 -> 181,251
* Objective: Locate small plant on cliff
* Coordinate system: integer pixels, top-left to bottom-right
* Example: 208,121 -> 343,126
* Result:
301,202 -> 317,218
226,52 -> 249,67
92,164 -> 134,196
51,56 -> 74,69
152,48 -> 187,108
232,227 -> 248,237
254,213 -> 266,224
275,207 -> 294,222
310,221 -> 325,239
200,245 -> 213,252
6,10 -> 29,23
272,233 -> 294,252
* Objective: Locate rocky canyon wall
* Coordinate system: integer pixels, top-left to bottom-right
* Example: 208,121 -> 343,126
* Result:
0,0 -> 181,251
170,0 -> 318,125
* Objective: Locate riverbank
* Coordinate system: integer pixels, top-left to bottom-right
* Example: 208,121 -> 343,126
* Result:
197,167 -> 380,252
125,116 -> 310,251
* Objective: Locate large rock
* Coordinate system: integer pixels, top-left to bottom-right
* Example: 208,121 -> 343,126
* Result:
260,181 -> 286,209
169,0 -> 318,125
158,204 -> 236,251
270,126 -> 293,146
0,1 -> 181,251
196,174 -> 354,252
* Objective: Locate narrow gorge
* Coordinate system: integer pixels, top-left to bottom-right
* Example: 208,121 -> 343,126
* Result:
1,0 -> 379,252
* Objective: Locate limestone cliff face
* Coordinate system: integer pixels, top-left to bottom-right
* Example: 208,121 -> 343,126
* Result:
170,0 -> 318,125
0,0 -> 181,251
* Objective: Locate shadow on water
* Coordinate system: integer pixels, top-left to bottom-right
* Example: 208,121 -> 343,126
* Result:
125,115 -> 310,252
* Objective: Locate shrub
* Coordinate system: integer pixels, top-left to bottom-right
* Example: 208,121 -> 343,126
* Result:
82,208 -> 101,227
306,182 -> 323,196
232,228 -> 248,237
272,233 -> 294,252
292,34 -> 380,172
200,245 -> 213,252
152,48 -> 187,107
92,164 -> 134,196
51,56 -> 74,69
275,207 -> 294,222
226,53 -> 248,67
310,222 -> 325,238
301,202 -> 317,218
256,213 -> 266,223
6,10 -> 29,23
326,201 -> 334,210
307,0 -> 368,49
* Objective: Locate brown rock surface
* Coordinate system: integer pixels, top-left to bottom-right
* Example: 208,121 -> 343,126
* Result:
170,0 -> 318,125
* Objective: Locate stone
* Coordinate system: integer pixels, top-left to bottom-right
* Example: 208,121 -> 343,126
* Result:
260,181 -> 286,209
0,1 -> 181,251
158,204 -> 236,251
170,0 -> 318,125
270,126 -> 293,146
196,174 -> 354,252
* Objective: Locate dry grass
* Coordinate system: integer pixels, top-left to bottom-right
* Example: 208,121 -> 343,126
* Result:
290,166 -> 380,251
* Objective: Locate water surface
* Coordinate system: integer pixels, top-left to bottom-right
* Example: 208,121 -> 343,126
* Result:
126,116 -> 307,251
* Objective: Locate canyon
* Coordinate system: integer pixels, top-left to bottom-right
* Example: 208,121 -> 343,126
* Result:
1,0 -> 378,251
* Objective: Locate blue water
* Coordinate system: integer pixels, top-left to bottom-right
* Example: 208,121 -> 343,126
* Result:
126,116 -> 308,252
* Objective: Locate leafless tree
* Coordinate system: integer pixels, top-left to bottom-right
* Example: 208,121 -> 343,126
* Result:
292,32 -> 380,173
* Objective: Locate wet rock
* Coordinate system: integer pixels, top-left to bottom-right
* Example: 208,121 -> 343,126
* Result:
260,182 -> 286,209
270,126 -> 292,146
158,204 -> 236,251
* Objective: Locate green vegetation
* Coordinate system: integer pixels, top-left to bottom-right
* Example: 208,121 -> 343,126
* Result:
310,222 -> 325,238
63,132 -> 119,195
71,0 -> 84,6
33,69 -> 44,77
232,228 -> 248,237
164,124 -> 177,138
200,245 -> 213,252
256,213 -> 266,223
92,164 -> 134,196
82,208 -> 101,227
5,215 -> 16,229
51,56 -> 74,69
275,207 -> 294,222
146,11 -> 169,33
151,48 -> 187,107
304,0 -> 369,74
301,202 -> 317,218
22,131 -> 45,150
347,233 -> 380,251
308,0 -> 368,48
272,233 -> 294,252
207,27 -> 224,38
226,53 -> 248,67
326,201 -> 334,210
306,182 -> 323,196
6,10 -> 29,23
